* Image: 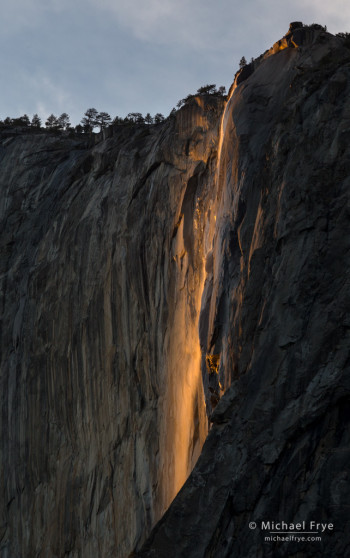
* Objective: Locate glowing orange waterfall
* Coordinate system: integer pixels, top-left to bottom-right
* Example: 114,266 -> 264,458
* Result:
157,206 -> 208,513
216,82 -> 237,181
157,88 -> 238,516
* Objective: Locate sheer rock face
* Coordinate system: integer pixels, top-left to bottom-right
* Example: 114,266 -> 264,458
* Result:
0,97 -> 224,558
1,27 -> 350,558
136,29 -> 350,558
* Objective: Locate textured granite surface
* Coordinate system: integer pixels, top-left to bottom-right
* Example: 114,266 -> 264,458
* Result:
1,24 -> 350,558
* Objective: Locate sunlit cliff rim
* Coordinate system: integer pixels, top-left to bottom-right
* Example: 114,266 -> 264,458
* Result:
228,21 -> 343,97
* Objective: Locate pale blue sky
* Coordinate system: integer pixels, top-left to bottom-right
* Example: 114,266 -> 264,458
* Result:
1,0 -> 349,125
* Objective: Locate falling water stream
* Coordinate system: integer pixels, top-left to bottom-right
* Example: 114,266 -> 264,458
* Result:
157,83 -> 238,516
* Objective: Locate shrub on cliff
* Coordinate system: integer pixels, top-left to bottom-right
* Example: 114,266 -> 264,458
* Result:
95,111 -> 112,131
57,113 -> 70,131
81,108 -> 98,132
144,113 -> 153,125
45,114 -> 59,129
154,113 -> 165,124
112,116 -> 124,125
197,84 -> 217,95
31,114 -> 42,128
177,94 -> 195,108
239,56 -> 247,68
336,31 -> 350,48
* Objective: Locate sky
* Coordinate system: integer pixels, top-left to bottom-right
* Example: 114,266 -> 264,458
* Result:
1,0 -> 350,126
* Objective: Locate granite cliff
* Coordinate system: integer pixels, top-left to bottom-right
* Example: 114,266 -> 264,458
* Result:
1,23 -> 350,558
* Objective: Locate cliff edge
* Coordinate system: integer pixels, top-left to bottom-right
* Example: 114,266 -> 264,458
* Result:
136,23 -> 350,558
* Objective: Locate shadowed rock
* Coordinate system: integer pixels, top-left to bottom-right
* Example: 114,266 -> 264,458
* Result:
135,25 -> 350,558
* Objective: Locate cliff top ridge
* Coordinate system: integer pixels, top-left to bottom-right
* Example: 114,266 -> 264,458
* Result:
233,21 -> 349,88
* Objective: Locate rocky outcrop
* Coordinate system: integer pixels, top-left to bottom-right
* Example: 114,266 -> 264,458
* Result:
1,24 -> 350,558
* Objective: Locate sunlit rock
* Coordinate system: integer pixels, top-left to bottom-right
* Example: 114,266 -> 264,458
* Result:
0,96 -> 224,557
